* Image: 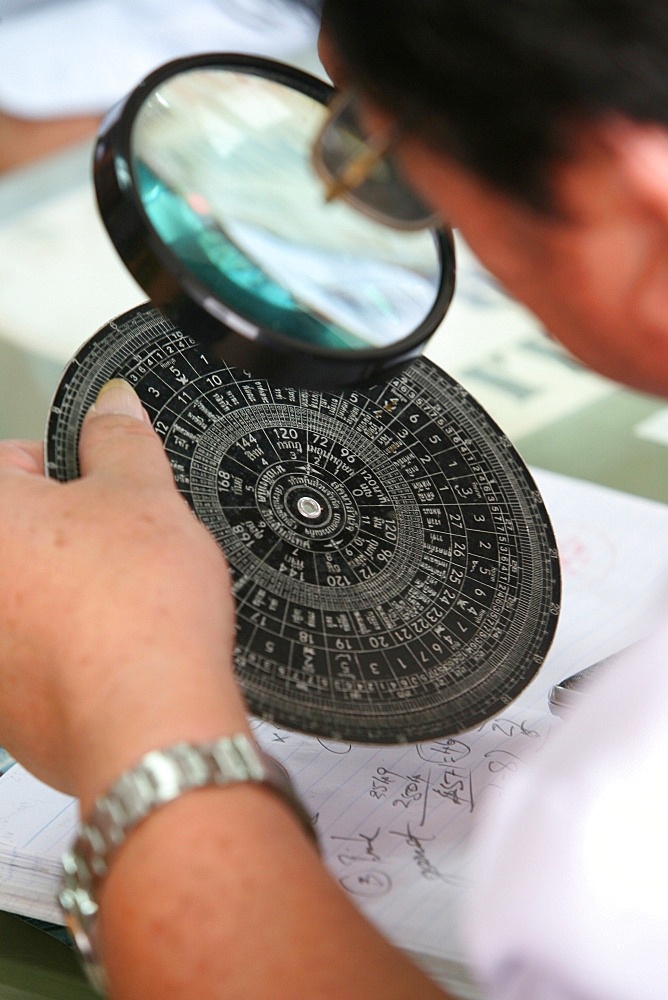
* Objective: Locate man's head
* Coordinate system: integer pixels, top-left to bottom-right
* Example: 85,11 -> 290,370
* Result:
319,0 -> 668,396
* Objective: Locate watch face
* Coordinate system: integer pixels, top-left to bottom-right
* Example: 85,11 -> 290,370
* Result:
47,304 -> 561,745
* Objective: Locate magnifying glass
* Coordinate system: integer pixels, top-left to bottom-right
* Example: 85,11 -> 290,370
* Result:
94,53 -> 455,390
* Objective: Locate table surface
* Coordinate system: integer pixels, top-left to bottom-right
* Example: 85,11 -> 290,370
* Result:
1,114 -> 666,999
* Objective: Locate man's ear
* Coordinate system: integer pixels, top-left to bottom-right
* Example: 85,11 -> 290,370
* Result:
604,121 -> 668,338
608,121 -> 668,225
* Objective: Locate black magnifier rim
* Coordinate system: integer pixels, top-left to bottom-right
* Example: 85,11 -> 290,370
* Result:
94,53 -> 455,389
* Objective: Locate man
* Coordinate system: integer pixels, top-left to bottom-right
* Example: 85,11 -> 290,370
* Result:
318,0 -> 668,397
0,1 -> 665,996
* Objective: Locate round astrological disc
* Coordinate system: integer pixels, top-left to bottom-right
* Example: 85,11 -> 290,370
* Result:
46,304 -> 560,744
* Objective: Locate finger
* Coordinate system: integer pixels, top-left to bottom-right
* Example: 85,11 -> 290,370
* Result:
78,379 -> 176,489
0,439 -> 45,476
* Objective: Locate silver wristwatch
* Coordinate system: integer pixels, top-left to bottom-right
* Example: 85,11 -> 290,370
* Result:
59,733 -> 316,993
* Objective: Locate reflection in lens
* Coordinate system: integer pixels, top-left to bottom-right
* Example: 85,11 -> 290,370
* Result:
131,69 -> 441,353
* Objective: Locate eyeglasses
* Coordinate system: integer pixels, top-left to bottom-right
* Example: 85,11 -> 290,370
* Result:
312,90 -> 440,231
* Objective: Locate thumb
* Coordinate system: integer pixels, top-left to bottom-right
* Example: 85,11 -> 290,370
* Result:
78,379 -> 175,488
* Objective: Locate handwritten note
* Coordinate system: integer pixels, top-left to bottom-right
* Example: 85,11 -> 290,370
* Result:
252,705 -> 554,974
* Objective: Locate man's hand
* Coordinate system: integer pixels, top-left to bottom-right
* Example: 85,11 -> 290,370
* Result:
0,379 -> 452,1000
0,380 -> 247,808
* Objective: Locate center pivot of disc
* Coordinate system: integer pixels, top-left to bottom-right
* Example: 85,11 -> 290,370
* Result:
296,495 -> 323,519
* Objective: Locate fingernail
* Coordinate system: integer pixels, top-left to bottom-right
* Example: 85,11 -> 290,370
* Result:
90,379 -> 146,421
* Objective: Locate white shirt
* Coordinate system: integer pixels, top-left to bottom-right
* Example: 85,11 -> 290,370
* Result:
466,622 -> 668,1000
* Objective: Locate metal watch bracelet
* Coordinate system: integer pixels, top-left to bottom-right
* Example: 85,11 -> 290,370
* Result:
59,732 -> 317,994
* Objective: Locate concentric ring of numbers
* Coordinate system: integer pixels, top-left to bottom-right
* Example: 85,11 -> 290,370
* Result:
46,304 -> 560,743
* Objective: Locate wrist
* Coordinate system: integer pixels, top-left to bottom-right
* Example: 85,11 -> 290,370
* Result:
64,650 -> 249,815
60,733 -> 317,993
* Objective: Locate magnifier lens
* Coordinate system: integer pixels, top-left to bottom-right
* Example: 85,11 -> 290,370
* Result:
130,68 -> 442,354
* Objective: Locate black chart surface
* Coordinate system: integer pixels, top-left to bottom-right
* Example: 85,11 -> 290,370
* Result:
46,304 -> 560,743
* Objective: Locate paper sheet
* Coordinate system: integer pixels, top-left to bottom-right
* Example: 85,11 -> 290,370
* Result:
0,469 -> 666,993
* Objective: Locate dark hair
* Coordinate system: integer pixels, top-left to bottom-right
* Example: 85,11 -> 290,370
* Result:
320,0 -> 668,211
